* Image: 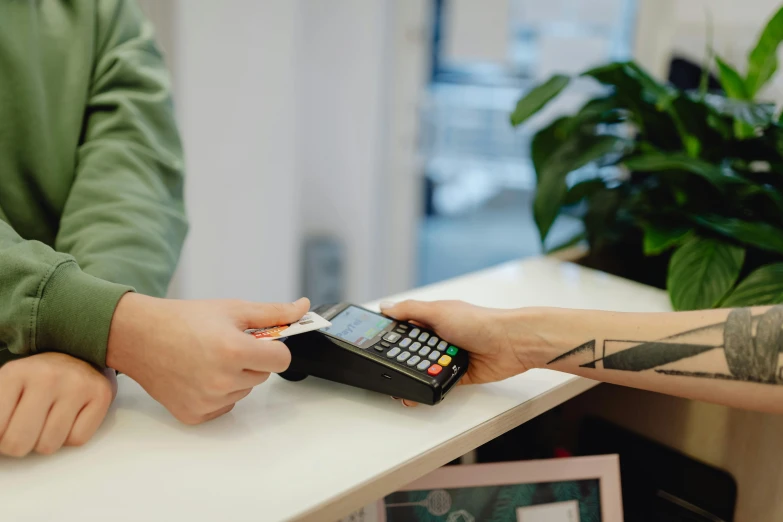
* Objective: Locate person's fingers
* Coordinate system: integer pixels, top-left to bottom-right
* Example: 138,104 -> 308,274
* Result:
237,298 -> 311,329
230,337 -> 292,373
238,370 -> 271,388
65,398 -> 110,447
401,399 -> 418,408
34,400 -> 82,455
0,373 -> 24,438
201,403 -> 235,423
0,388 -> 52,457
219,388 -> 253,408
380,300 -> 445,328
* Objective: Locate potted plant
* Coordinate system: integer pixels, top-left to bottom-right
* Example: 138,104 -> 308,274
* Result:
511,6 -> 783,311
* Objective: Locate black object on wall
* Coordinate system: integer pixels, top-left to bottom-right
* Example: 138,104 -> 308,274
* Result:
669,56 -> 722,92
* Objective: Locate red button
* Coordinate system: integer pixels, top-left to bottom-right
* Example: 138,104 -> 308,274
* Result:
427,364 -> 442,376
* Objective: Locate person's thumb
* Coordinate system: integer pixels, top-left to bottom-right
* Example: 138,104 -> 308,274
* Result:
380,300 -> 443,328
240,297 -> 311,329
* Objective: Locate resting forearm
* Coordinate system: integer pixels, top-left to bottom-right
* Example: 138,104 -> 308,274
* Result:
0,220 -> 130,367
520,306 -> 783,414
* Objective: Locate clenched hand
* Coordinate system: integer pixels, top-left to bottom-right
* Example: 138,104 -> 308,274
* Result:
107,295 -> 310,425
0,352 -> 115,457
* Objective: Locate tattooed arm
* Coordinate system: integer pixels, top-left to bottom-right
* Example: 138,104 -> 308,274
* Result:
380,301 -> 783,413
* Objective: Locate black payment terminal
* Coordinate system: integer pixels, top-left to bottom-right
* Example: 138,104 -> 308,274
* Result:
278,303 -> 469,405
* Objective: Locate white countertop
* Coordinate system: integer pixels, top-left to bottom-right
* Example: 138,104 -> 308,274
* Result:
0,257 -> 671,522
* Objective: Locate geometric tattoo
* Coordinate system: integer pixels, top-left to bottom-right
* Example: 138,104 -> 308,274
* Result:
546,305 -> 783,384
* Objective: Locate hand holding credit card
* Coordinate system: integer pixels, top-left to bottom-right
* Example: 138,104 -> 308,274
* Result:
245,312 -> 331,341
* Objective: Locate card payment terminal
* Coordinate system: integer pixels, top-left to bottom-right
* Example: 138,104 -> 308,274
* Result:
278,303 -> 469,405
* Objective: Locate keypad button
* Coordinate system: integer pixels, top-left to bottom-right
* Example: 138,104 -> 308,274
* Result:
416,360 -> 431,371
418,332 -> 430,342
381,341 -> 391,348
398,324 -> 409,330
383,332 -> 401,343
427,364 -> 443,376
418,346 -> 431,357
396,351 -> 411,362
409,342 -> 422,353
395,328 -> 406,334
446,346 -> 458,356
386,347 -> 401,358
409,328 -> 421,339
428,350 -> 441,361
407,355 -> 421,367
437,341 -> 448,351
438,355 -> 452,366
399,338 -> 412,348
374,344 -> 384,352
427,336 -> 438,347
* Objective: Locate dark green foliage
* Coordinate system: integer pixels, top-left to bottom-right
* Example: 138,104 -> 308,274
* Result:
511,5 -> 783,310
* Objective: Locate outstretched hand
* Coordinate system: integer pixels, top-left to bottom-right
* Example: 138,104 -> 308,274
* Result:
380,300 -> 536,406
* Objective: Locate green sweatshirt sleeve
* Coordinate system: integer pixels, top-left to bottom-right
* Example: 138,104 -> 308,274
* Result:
54,0 -> 188,297
0,219 -> 132,367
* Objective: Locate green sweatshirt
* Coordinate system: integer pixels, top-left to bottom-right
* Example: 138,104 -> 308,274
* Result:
0,1 -> 187,367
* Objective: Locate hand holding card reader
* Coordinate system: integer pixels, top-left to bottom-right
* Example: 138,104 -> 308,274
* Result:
278,304 -> 469,405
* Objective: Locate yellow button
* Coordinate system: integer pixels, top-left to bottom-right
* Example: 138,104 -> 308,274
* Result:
438,355 -> 452,366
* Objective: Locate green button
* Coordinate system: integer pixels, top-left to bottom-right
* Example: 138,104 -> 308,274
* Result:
446,346 -> 458,356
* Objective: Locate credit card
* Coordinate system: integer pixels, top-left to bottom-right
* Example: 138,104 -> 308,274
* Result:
245,312 -> 331,341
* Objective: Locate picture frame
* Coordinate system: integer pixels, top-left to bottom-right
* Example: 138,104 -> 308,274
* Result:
343,455 -> 623,522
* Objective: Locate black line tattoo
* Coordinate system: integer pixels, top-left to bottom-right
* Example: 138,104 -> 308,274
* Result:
546,305 -> 783,385
546,340 -> 595,365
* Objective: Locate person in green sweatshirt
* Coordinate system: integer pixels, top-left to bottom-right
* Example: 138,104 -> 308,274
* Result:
0,0 -> 307,458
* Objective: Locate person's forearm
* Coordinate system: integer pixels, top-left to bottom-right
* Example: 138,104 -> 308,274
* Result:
518,305 -> 783,414
0,220 -> 131,367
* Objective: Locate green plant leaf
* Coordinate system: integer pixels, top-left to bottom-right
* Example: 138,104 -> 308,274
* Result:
586,61 -> 704,154
734,120 -> 758,140
694,215 -> 783,254
510,75 -> 570,127
736,182 -> 783,218
531,117 -> 570,182
622,152 -> 747,190
675,93 -> 733,143
746,5 -> 783,97
722,263 -> 783,307
563,96 -> 625,134
545,231 -> 587,254
643,226 -> 692,255
583,61 -> 677,110
668,237 -> 745,310
702,94 -> 776,127
564,178 -> 606,205
534,134 -> 626,242
584,62 -> 684,151
715,55 -> 750,99
534,176 -> 568,243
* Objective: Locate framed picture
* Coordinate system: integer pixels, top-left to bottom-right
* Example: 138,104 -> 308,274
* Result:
343,455 -> 622,522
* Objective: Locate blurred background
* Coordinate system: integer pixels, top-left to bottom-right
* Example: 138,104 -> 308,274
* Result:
137,0 -> 783,305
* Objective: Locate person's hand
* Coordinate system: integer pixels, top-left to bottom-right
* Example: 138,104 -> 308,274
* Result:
107,295 -> 310,425
380,300 -> 544,405
0,352 -> 114,457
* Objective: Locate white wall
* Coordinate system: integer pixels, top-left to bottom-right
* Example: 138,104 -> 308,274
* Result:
297,0 -> 430,303
297,0 -> 389,303
168,0 -> 302,302
139,0 -> 428,303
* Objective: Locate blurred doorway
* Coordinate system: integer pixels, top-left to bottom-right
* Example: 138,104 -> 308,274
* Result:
417,0 -> 638,285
